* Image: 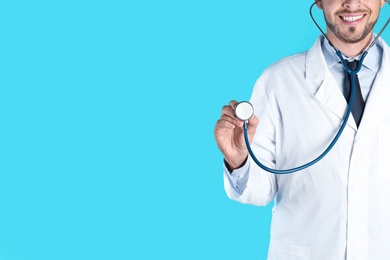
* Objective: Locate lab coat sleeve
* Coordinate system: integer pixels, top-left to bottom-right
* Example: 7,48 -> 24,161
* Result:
223,76 -> 278,206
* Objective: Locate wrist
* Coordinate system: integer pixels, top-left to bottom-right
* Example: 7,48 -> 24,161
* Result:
224,156 -> 248,172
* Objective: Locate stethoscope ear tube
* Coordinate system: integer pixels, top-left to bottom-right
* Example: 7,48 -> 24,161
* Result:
310,1 -> 390,53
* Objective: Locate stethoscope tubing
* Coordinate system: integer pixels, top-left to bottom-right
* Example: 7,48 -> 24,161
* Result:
243,50 -> 367,174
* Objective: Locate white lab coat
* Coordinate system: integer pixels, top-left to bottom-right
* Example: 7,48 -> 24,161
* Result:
224,36 -> 390,260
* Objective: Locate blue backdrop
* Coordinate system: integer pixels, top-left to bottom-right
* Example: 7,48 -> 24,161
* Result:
1,0 -> 389,259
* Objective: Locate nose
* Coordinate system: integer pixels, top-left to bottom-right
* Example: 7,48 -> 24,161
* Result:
342,0 -> 362,9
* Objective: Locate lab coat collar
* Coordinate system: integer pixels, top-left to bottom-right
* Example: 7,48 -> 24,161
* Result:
308,35 -> 390,132
307,36 -> 358,130
322,35 -> 381,72
306,36 -> 328,81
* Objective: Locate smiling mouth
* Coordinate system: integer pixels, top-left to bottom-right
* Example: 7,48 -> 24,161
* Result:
341,15 -> 364,22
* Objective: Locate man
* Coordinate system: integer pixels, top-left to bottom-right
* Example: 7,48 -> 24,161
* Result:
214,0 -> 390,259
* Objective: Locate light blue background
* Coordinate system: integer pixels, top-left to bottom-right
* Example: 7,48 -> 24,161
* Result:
1,1 -> 389,259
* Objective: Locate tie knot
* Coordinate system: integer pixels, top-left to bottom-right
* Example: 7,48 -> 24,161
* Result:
345,59 -> 358,70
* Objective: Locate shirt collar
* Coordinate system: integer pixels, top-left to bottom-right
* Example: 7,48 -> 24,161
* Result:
321,35 -> 382,72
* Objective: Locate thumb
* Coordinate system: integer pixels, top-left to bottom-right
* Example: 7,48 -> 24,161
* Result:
247,114 -> 259,140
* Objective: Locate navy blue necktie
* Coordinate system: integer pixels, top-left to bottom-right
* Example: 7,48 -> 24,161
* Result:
343,60 -> 365,127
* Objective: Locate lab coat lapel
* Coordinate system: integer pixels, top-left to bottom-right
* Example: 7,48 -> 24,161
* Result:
357,38 -> 390,132
314,76 -> 357,129
306,37 -> 357,130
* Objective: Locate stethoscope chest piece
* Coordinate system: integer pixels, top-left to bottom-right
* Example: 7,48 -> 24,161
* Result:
235,101 -> 254,121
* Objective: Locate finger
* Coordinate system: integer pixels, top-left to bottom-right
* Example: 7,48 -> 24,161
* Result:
220,111 -> 245,128
219,113 -> 243,127
215,117 -> 236,130
247,114 -> 259,135
221,105 -> 235,117
229,100 -> 239,110
248,114 -> 259,126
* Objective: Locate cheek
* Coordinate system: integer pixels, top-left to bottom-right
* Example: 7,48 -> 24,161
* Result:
323,11 -> 336,24
369,8 -> 381,22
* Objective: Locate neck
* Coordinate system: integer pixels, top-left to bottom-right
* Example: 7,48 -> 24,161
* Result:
326,32 -> 373,57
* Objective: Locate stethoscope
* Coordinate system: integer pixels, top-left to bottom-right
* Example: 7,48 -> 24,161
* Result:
235,0 -> 390,174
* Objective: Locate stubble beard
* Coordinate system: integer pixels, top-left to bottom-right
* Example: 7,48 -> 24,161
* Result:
326,18 -> 377,44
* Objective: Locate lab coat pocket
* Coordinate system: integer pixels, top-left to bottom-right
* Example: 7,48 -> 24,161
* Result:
268,240 -> 310,260
378,123 -> 390,179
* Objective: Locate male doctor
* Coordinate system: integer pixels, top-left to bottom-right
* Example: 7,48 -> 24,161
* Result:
214,0 -> 390,259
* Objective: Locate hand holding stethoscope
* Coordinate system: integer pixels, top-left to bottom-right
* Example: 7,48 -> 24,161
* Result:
214,100 -> 259,170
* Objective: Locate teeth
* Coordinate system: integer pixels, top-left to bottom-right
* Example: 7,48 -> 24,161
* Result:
342,15 -> 363,22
